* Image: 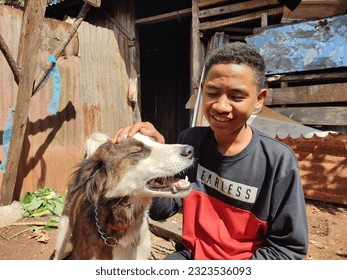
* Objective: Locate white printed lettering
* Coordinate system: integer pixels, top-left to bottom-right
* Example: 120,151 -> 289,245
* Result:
196,165 -> 258,203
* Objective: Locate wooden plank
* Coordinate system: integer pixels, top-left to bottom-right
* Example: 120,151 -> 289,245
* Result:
267,71 -> 347,84
99,8 -> 135,41
198,0 -> 230,8
273,107 -> 347,126
218,26 -> 254,33
148,218 -> 182,244
266,83 -> 347,105
199,0 -> 279,19
135,8 -> 192,25
282,0 -> 347,21
199,7 -> 283,30
0,0 -> 46,205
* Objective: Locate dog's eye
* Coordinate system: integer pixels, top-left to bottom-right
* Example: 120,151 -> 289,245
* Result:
128,149 -> 142,156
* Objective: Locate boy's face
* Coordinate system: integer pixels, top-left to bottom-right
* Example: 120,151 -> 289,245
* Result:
201,63 -> 267,139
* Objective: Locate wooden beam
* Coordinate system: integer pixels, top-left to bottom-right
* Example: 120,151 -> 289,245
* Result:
33,2 -> 91,96
0,33 -> 20,84
266,83 -> 347,106
267,71 -> 347,84
199,6 -> 283,30
99,8 -> 135,41
219,26 -> 254,34
273,107 -> 347,126
199,0 -> 280,19
198,0 -> 229,8
0,0 -> 46,205
135,8 -> 192,25
148,218 -> 182,244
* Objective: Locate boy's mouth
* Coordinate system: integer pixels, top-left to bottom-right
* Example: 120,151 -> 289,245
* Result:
211,115 -> 231,122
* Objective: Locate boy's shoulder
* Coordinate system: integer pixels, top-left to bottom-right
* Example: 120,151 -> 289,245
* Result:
253,127 -> 297,158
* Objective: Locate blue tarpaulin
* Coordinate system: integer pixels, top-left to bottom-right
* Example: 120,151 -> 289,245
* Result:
246,14 -> 347,75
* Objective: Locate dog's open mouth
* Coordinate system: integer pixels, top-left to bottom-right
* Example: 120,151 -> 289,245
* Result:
146,176 -> 190,194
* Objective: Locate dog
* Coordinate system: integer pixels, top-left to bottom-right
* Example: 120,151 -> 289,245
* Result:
53,132 -> 194,260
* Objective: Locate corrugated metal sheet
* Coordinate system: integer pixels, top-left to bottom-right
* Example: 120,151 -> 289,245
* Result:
76,19 -> 134,137
0,6 -> 82,196
0,5 -> 135,196
250,107 -> 347,204
246,14 -> 347,74
248,106 -> 335,139
280,135 -> 347,205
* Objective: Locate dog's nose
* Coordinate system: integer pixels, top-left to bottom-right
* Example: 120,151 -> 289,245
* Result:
181,145 -> 194,159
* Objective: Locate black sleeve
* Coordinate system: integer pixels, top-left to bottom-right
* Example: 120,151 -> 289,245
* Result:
252,168 -> 308,260
149,197 -> 182,221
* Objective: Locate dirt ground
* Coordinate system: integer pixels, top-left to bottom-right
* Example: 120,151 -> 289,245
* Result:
0,200 -> 346,260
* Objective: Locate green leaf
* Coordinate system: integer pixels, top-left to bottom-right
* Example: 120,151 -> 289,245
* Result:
31,209 -> 52,217
19,192 -> 34,204
25,197 -> 43,211
46,217 -> 60,228
53,202 -> 64,215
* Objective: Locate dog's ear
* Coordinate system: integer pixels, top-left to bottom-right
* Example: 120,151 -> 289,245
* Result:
84,133 -> 109,159
68,158 -> 107,195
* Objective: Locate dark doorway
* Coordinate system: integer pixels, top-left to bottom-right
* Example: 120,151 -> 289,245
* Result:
137,16 -> 191,143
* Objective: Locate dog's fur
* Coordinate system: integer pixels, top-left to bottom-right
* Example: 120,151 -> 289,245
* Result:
53,133 -> 194,260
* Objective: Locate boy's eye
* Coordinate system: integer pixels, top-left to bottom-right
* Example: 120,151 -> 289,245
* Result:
231,96 -> 245,101
207,92 -> 219,98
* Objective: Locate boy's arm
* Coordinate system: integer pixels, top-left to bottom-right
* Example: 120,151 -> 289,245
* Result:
252,168 -> 308,260
149,197 -> 182,221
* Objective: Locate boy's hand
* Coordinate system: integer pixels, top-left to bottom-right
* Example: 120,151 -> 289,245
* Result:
110,121 -> 165,144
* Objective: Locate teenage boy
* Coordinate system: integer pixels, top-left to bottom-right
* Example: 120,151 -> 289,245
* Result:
112,42 -> 308,260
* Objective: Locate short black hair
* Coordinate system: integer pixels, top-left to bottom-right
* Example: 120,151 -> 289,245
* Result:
204,42 -> 266,89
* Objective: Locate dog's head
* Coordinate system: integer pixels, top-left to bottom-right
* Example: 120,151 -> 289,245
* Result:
70,133 -> 194,200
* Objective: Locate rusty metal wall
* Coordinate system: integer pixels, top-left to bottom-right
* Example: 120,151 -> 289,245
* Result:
280,135 -> 347,205
0,5 -> 135,197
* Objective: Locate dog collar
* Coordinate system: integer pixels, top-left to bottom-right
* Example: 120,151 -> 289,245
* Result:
108,224 -> 130,232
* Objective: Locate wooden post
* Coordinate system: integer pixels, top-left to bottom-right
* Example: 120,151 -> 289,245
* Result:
0,33 -> 20,84
190,0 -> 203,124
0,0 -> 46,205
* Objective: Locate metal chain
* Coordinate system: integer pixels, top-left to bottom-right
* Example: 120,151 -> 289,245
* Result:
87,186 -> 119,247
94,202 -> 119,247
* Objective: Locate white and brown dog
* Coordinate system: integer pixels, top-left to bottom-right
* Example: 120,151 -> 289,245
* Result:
53,133 -> 194,260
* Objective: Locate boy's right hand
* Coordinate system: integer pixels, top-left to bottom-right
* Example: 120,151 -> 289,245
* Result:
110,121 -> 165,144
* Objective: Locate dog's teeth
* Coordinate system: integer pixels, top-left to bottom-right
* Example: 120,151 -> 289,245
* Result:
175,178 -> 190,191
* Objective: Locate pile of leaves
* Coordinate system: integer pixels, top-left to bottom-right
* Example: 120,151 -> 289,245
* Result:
0,187 -> 65,242
19,186 -> 65,218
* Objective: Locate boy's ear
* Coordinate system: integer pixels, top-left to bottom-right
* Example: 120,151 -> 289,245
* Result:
254,88 -> 267,113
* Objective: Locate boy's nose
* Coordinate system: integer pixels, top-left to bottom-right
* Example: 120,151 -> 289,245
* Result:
213,96 -> 232,112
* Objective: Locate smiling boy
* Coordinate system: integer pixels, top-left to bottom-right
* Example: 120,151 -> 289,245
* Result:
113,42 -> 308,260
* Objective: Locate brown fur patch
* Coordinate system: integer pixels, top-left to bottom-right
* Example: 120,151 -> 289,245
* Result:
63,139 -> 151,259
